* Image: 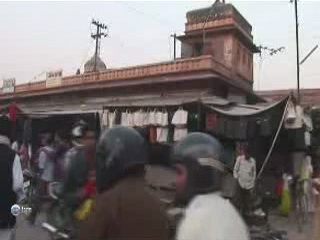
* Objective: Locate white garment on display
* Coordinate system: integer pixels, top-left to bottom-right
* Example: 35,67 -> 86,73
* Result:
305,131 -> 311,146
156,127 -> 169,143
127,112 -> 134,127
285,101 -> 296,123
284,105 -> 303,129
148,110 -> 157,126
102,110 -> 109,128
142,111 -> 149,126
172,108 -> 188,126
108,111 -> 116,128
174,128 -> 188,142
121,112 -> 128,126
155,111 -> 163,126
133,110 -> 143,127
303,113 -> 313,132
176,193 -> 249,240
161,111 -> 169,127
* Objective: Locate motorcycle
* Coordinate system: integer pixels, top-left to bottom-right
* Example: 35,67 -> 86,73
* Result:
41,182 -> 74,240
250,226 -> 288,240
23,169 -> 35,201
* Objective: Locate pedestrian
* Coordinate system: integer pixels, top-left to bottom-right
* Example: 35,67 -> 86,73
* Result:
53,129 -> 72,182
37,132 -> 55,197
173,132 -> 249,240
27,132 -> 55,224
233,144 -> 256,216
78,126 -> 170,240
0,115 -> 25,240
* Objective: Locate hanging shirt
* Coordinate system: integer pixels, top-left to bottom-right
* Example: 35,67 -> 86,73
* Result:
233,155 -> 256,190
176,193 -> 249,240
172,109 -> 188,126
156,127 -> 169,143
108,111 -> 116,128
284,104 -> 303,129
148,110 -> 157,126
101,110 -> 109,128
174,128 -> 188,142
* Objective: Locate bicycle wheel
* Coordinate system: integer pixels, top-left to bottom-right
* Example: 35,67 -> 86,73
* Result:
296,197 -> 303,232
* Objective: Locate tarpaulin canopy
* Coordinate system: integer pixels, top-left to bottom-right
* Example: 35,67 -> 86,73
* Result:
205,97 -> 288,117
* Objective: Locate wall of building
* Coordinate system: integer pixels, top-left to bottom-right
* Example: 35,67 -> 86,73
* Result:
203,33 -> 233,69
232,37 -> 253,82
180,33 -> 233,69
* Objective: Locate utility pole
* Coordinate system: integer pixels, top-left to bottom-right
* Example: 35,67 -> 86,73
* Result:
171,33 -> 177,60
292,0 -> 301,103
91,19 -> 108,72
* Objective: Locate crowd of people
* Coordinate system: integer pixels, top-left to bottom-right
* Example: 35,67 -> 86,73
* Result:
2,113 -> 309,240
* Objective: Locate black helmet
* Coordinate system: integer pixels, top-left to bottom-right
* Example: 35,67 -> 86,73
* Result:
96,126 -> 148,192
172,132 -> 225,195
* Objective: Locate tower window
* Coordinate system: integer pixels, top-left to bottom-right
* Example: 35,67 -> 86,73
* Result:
194,43 -> 203,57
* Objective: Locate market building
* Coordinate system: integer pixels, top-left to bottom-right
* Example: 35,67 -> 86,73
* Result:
0,0 -> 262,115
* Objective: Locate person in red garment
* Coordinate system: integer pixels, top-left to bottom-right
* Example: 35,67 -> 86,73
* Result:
78,126 -> 169,240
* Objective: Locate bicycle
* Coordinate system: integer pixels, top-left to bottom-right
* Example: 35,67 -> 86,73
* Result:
295,178 -> 311,232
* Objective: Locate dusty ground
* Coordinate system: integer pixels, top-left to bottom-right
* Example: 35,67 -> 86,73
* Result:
269,213 -> 313,240
12,209 -> 315,240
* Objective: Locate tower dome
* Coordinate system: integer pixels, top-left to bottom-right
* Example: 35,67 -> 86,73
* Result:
84,55 -> 107,73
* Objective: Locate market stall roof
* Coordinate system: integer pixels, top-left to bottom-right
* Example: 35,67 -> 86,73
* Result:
13,91 -> 279,118
102,93 -> 230,108
17,103 -> 101,118
206,97 -> 288,117
15,91 -> 229,117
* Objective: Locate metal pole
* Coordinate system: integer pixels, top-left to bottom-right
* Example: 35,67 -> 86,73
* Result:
173,33 -> 177,60
94,25 -> 99,72
171,33 -> 177,60
294,0 -> 301,103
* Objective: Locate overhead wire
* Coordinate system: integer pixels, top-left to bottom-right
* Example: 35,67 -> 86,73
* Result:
116,1 -> 180,61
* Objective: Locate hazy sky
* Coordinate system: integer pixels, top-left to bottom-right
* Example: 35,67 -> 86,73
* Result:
0,0 -> 319,90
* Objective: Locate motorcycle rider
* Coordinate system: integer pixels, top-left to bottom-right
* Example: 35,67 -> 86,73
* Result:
172,132 -> 249,240
62,120 -> 96,212
78,126 -> 170,240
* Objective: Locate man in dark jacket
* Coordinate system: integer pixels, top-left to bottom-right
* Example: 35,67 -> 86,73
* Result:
78,126 -> 170,240
0,116 -> 24,240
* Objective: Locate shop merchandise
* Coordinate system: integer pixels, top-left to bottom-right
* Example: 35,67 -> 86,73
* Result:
157,127 -> 169,143
172,108 -> 188,126
206,113 -> 217,130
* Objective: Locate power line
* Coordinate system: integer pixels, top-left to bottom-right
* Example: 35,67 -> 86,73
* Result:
118,2 -> 174,29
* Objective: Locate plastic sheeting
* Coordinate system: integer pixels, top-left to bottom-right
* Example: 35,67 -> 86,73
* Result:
206,97 -> 288,117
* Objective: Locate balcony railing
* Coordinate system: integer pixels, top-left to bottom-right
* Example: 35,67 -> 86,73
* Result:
1,55 -> 232,96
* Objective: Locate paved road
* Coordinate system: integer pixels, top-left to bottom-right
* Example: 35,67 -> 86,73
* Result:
12,211 -> 313,240
14,212 -> 50,240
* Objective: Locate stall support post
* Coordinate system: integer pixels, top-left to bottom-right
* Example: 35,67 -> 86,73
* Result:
197,102 -> 202,130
